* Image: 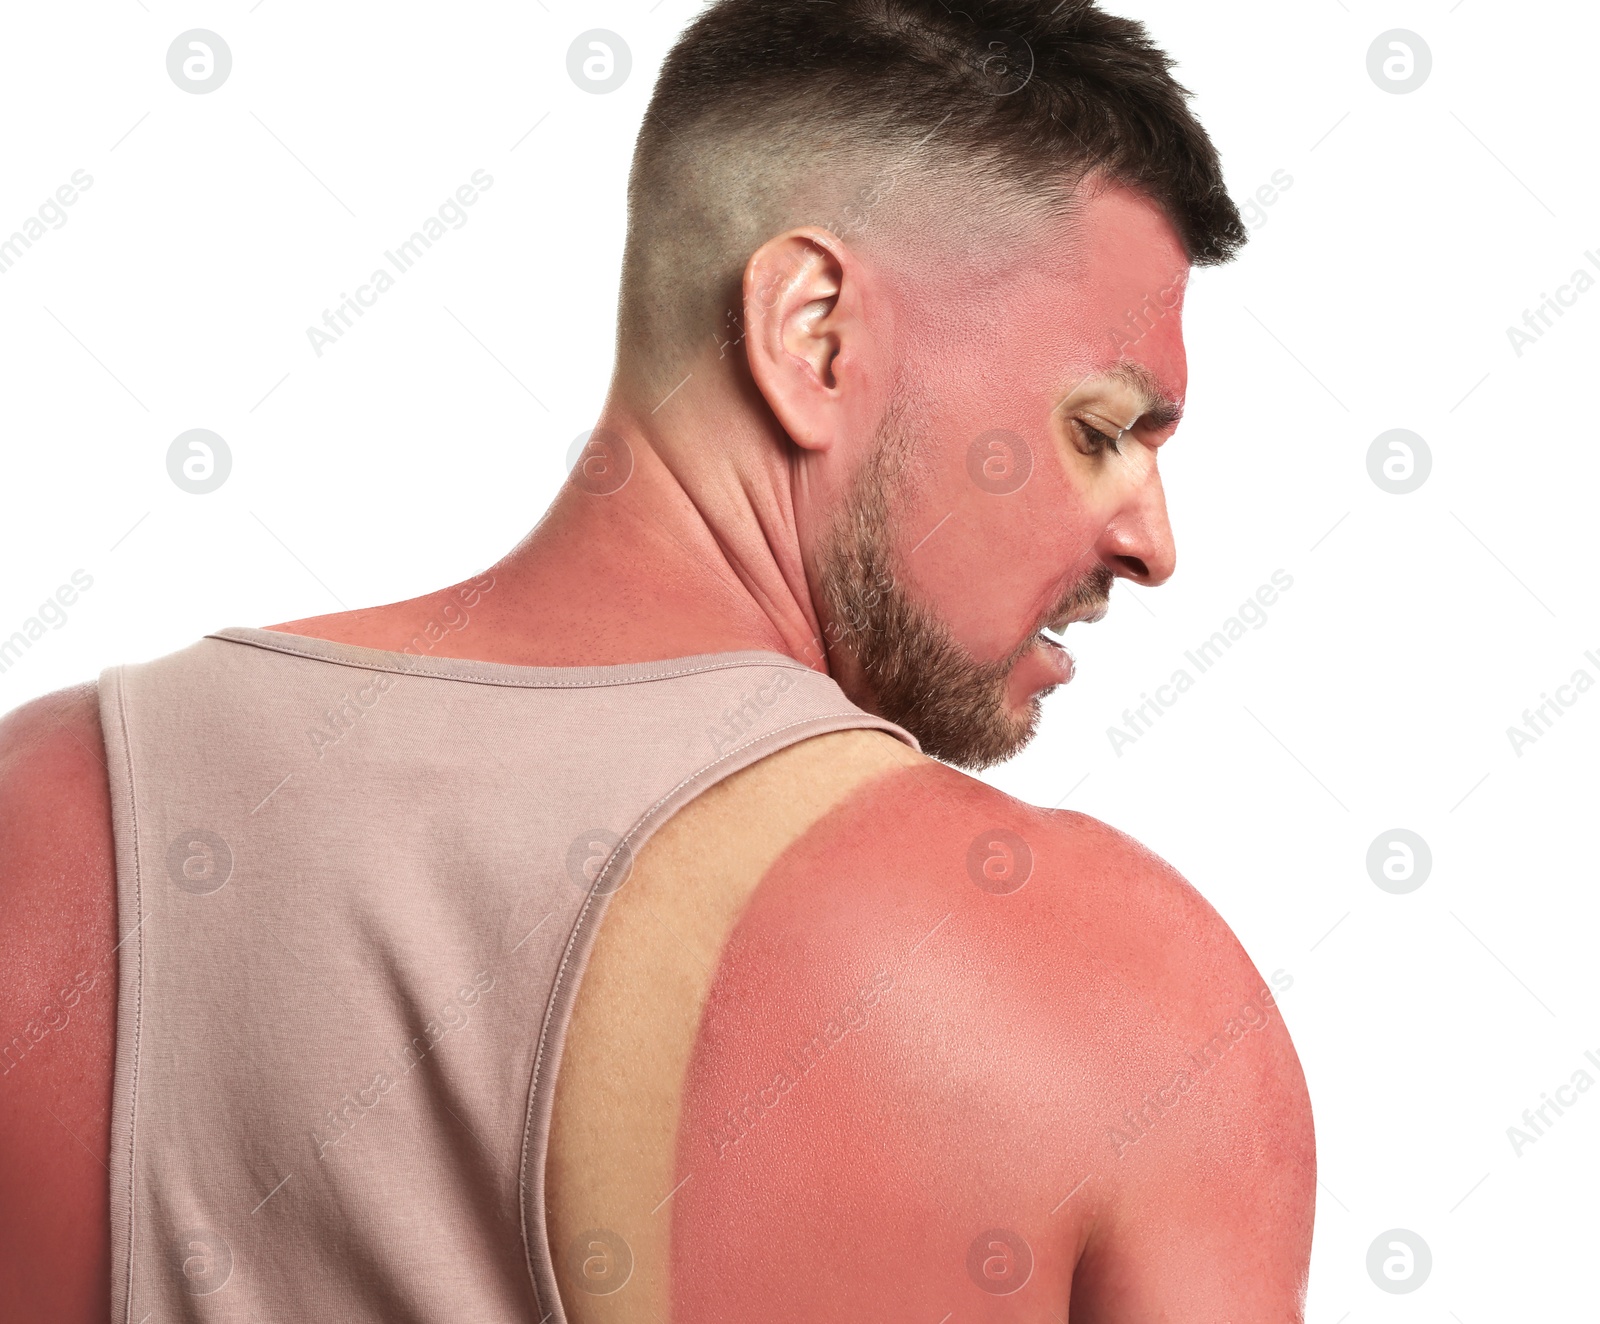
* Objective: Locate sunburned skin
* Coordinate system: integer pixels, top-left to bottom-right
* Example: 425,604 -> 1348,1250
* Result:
249,185 -> 1190,723
670,762 -> 1310,1321
0,687 -> 116,1322
835,183 -> 1191,718
0,181 -> 1315,1316
547,731 -> 1312,1323
0,713 -> 1314,1321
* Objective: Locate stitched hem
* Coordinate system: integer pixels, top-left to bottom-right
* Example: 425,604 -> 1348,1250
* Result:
206,626 -> 817,691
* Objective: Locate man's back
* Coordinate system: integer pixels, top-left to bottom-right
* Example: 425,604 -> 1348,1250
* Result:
0,621 -> 1311,1321
0,622 -> 918,1320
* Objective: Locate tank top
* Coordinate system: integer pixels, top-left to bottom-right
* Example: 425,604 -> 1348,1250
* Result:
97,626 -> 916,1322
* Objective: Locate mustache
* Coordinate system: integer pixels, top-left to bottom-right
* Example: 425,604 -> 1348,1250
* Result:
994,563 -> 1116,672
1042,563 -> 1115,634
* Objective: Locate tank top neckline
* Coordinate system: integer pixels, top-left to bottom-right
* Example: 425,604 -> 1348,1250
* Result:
207,625 -> 820,691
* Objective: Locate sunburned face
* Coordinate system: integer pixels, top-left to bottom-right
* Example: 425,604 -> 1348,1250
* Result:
817,185 -> 1192,768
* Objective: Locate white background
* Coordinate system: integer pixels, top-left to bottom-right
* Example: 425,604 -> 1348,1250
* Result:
2,1 -> 1595,1317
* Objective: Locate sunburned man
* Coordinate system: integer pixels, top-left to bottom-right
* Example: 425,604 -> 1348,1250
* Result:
0,2 -> 1314,1320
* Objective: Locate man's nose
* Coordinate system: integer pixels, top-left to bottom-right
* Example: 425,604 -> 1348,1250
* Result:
1098,464 -> 1176,587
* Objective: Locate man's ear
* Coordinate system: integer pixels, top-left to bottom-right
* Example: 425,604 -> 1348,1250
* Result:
742,227 -> 863,453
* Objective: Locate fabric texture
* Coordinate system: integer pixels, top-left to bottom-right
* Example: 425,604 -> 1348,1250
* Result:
99,626 -> 915,1322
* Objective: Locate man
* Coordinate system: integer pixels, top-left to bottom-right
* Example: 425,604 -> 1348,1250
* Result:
0,1 -> 1314,1319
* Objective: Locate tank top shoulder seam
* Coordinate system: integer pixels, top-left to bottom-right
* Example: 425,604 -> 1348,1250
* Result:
204,626 -> 819,691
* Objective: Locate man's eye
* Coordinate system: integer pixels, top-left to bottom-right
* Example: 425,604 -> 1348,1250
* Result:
1071,417 -> 1123,456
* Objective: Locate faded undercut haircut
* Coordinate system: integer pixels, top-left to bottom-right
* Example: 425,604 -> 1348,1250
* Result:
616,0 -> 1246,391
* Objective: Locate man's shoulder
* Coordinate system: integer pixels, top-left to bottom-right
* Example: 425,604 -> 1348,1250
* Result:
785,741 -> 1257,994
0,685 -> 116,1322
736,736 -> 1307,1137
0,681 -> 116,990
0,682 -> 111,849
676,739 -> 1314,1307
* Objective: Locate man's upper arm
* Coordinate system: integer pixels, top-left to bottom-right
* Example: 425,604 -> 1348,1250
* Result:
0,684 -> 117,1321
1049,812 -> 1315,1322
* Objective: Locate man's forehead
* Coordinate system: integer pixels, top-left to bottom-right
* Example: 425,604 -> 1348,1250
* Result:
1030,187 -> 1192,423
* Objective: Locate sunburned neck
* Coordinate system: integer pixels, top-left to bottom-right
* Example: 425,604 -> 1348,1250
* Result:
267,415 -> 834,674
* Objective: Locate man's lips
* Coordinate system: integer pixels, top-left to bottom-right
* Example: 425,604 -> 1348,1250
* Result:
1026,601 -> 1109,687
1032,630 -> 1076,683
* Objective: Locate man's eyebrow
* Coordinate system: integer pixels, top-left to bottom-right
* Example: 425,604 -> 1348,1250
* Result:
1106,360 -> 1184,430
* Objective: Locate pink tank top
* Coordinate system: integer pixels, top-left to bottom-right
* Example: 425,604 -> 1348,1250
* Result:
98,626 -> 915,1321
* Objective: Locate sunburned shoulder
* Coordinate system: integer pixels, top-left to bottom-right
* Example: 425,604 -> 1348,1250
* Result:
0,681 -> 116,1022
0,684 -> 116,1324
792,750 -> 1271,1004
824,756 -> 1309,1124
678,748 -> 1314,1315
0,682 -> 111,854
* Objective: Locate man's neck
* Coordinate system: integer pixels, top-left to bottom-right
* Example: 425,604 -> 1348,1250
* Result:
268,407 -> 836,675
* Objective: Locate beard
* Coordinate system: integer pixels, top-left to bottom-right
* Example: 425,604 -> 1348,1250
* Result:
816,389 -> 1113,771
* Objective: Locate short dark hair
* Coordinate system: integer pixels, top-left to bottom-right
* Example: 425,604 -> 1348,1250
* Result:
618,0 -> 1244,377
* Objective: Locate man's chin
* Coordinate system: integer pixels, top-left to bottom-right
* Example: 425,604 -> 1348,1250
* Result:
942,696 -> 1043,771
842,632 -> 1064,771
946,643 -> 1065,770
896,680 -> 1044,772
